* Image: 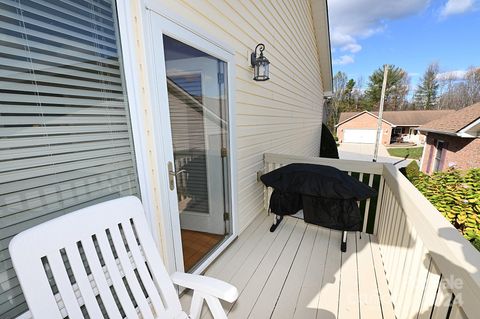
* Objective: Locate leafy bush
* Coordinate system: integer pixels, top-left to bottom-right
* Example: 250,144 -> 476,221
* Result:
405,161 -> 420,181
473,238 -> 480,251
413,168 -> 480,250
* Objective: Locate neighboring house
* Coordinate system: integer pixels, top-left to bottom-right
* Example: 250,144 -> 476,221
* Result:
336,110 -> 454,145
419,103 -> 480,173
0,0 -> 332,317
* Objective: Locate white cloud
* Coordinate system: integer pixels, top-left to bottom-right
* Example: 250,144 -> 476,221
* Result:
329,0 -> 430,64
333,55 -> 355,65
329,0 -> 430,38
340,43 -> 362,53
440,0 -> 476,18
436,70 -> 467,80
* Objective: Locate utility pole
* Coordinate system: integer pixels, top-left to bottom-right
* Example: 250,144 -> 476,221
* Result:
373,64 -> 388,162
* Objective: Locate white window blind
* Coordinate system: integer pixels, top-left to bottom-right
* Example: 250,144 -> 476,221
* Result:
0,1 -> 140,318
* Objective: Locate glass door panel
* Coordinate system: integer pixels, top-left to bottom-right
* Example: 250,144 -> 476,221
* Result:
163,35 -> 231,272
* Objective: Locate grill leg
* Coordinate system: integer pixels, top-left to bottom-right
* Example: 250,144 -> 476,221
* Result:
341,231 -> 347,252
270,214 -> 283,232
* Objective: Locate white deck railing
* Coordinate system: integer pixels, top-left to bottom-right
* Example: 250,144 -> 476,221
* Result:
263,153 -> 480,319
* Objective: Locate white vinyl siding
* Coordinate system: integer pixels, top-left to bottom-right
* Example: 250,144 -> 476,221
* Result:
0,0 -> 139,318
152,0 -> 325,231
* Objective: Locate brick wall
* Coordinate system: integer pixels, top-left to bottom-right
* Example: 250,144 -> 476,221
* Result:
337,112 -> 392,145
421,132 -> 480,173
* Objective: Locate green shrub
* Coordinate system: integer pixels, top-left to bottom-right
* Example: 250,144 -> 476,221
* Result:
413,168 -> 480,250
405,161 -> 420,182
473,238 -> 480,251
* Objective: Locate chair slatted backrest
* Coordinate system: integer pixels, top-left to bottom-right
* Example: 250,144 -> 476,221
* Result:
9,196 -> 182,319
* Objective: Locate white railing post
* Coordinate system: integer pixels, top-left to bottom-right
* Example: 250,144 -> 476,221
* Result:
373,175 -> 385,235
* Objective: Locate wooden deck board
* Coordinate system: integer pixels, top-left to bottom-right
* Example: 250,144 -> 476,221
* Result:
227,218 -> 298,319
292,227 -> 329,319
180,216 -> 395,318
338,232 -> 360,319
270,224 -> 317,319
247,221 -> 307,318
356,232 -> 383,319
316,229 -> 342,317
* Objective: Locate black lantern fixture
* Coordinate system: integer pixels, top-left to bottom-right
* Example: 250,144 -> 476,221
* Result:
251,43 -> 270,81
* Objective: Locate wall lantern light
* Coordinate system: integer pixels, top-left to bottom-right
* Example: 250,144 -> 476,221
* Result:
250,43 -> 270,81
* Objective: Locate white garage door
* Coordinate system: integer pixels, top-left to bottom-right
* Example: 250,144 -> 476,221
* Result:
343,129 -> 377,143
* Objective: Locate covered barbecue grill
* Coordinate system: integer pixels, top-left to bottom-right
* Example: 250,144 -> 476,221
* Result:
260,163 -> 377,251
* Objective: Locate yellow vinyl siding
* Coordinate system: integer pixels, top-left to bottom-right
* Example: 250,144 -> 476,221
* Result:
153,0 -> 324,231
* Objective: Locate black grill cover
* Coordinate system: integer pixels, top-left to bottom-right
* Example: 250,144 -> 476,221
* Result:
261,163 -> 377,231
261,163 -> 376,200
269,190 -> 302,216
302,196 -> 362,231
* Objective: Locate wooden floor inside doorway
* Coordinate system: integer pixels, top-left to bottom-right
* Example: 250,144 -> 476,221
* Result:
181,229 -> 224,271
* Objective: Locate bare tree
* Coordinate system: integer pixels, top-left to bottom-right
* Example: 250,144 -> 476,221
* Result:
352,76 -> 365,111
465,67 -> 480,105
438,67 -> 480,109
325,71 -> 348,131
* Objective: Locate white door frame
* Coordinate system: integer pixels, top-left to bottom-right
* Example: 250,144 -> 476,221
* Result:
142,3 -> 238,274
115,0 -> 162,248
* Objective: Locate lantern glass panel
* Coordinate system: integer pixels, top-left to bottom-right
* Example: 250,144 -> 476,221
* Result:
262,62 -> 269,79
254,61 -> 269,81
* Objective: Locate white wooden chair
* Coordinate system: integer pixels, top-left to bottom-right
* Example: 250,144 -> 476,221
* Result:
9,196 -> 238,319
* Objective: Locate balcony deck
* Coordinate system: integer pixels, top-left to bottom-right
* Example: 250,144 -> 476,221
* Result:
181,213 -> 395,319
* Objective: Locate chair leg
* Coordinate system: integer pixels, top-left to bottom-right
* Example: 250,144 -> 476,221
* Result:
189,291 -> 204,319
204,295 -> 228,319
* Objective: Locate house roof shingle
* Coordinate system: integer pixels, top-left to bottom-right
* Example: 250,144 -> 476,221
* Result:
418,102 -> 480,134
338,110 -> 454,127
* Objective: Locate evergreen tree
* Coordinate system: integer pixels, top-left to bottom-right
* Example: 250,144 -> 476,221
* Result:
364,65 -> 409,111
414,63 -> 439,109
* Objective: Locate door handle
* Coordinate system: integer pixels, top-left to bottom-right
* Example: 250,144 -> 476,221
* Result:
167,161 -> 186,190
169,169 -> 186,176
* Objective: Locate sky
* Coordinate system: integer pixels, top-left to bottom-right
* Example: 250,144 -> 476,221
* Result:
328,0 -> 480,91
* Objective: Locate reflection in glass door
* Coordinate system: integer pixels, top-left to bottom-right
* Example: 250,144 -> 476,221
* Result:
163,35 -> 231,272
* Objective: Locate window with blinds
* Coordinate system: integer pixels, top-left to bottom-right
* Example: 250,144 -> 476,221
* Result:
0,0 -> 140,318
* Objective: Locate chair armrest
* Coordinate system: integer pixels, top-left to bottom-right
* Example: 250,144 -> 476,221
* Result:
171,272 -> 238,303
